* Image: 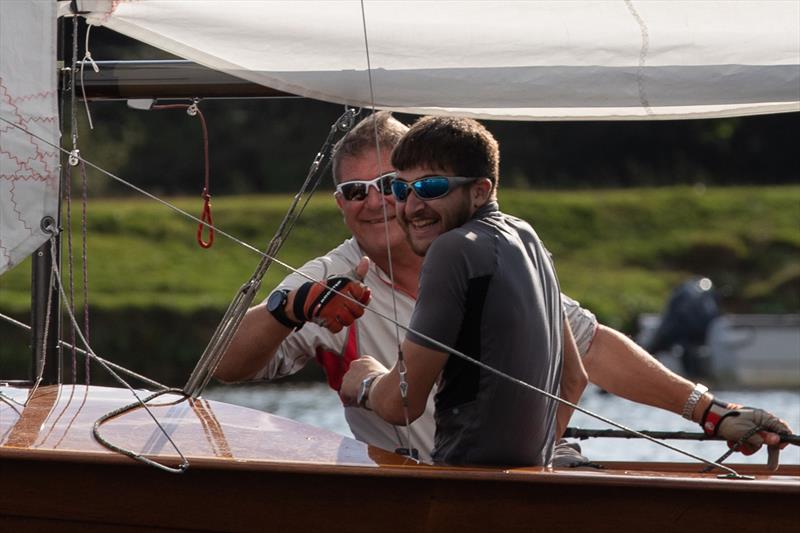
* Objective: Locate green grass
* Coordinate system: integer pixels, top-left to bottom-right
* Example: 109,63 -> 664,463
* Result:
1,186 -> 798,383
2,186 -> 798,326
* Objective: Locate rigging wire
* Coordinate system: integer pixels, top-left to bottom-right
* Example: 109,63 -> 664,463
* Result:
46,235 -> 189,473
0,312 -> 170,391
66,9 -> 83,386
64,11 -> 93,386
182,107 -> 360,398
0,115 -> 748,477
359,0 -> 416,460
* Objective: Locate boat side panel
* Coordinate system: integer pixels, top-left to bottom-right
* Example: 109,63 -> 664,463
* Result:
1,457 -> 796,533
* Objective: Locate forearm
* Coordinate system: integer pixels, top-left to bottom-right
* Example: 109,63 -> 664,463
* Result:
368,370 -> 424,426
557,319 -> 589,437
214,304 -> 292,383
584,325 -> 711,420
363,340 -> 447,425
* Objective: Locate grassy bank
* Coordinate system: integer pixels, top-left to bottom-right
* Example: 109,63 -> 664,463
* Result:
2,186 -> 798,383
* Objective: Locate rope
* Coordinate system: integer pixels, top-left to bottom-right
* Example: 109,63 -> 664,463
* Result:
150,101 -> 214,248
182,107 -> 360,398
65,11 -> 82,386
79,23 -> 98,130
93,389 -> 189,474
80,157 -> 91,384
0,115 -> 748,476
0,311 -> 170,391
47,236 -> 189,473
701,426 -> 762,474
359,0 -> 415,461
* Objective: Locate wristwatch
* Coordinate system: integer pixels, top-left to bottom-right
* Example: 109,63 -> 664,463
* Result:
266,289 -> 303,330
357,374 -> 379,410
682,382 -> 709,420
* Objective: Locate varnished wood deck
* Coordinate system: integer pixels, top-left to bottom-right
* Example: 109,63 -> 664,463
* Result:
1,385 -> 797,532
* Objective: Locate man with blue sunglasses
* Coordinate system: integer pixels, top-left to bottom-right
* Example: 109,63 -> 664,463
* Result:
339,116 -> 571,465
218,112 -> 790,468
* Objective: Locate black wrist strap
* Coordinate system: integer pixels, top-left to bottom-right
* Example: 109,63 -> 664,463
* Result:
293,282 -> 313,322
269,290 -> 304,329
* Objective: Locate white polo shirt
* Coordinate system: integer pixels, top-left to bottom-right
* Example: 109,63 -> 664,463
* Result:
255,237 -> 597,462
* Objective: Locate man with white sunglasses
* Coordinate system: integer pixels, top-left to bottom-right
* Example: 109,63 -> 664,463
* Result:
217,112 -> 790,467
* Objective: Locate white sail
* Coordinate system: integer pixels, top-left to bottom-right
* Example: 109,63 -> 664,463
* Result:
0,0 -> 60,275
74,0 -> 799,120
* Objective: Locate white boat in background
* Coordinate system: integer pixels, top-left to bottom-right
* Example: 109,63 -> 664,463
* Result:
638,314 -> 800,389
709,314 -> 800,389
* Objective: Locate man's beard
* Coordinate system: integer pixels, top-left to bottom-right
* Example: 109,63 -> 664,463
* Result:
406,191 -> 473,257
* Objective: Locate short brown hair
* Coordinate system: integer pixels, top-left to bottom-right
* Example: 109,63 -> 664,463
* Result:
391,116 -> 499,188
331,111 -> 408,183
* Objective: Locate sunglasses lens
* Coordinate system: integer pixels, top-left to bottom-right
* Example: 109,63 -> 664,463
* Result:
414,177 -> 450,199
340,183 -> 367,201
391,180 -> 409,201
379,175 -> 393,195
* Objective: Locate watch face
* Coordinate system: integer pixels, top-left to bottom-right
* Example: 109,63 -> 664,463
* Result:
267,290 -> 286,313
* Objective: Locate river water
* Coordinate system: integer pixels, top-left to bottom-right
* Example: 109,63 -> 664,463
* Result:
205,383 -> 800,465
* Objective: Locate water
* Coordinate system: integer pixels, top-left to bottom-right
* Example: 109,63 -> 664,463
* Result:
205,382 -> 800,465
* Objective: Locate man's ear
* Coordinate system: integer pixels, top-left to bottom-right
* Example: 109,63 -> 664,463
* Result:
472,178 -> 493,207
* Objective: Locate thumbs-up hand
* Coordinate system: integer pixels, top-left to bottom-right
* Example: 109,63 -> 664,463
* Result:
293,257 -> 372,333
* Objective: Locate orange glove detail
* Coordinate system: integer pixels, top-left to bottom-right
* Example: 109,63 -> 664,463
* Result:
294,276 -> 371,333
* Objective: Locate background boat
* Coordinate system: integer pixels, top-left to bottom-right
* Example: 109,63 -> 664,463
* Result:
638,313 -> 800,388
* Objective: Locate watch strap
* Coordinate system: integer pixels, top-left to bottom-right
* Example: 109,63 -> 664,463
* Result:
682,382 -> 709,420
357,374 -> 379,410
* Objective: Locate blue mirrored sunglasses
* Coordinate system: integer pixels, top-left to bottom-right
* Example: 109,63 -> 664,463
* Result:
335,172 -> 394,201
390,174 -> 480,202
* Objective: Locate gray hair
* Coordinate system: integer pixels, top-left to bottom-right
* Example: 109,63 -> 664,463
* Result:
331,111 -> 408,183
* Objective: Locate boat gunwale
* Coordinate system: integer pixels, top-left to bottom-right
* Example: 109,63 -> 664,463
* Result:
2,443 -> 797,495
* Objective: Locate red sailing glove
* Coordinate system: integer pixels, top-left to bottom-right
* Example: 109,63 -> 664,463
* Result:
701,399 -> 791,470
293,276 -> 371,333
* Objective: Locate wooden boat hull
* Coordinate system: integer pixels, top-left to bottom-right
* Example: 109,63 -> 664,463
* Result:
2,385 -> 797,532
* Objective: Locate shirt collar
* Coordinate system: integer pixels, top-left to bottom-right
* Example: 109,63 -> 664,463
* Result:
471,200 -> 499,221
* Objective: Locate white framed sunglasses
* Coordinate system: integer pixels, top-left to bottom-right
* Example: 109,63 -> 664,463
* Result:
334,172 -> 394,202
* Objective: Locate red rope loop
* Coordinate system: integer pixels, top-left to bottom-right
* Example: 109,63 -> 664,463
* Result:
152,102 -> 213,248
197,190 -> 214,248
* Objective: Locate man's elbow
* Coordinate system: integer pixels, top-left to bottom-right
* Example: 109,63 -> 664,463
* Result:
213,367 -> 241,384
213,363 -> 258,384
563,359 -> 589,400
575,363 -> 589,389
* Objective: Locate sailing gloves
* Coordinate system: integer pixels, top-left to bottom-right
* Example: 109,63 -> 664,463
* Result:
293,276 -> 371,333
701,399 -> 791,470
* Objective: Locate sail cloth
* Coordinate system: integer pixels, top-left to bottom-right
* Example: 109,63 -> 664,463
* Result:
74,0 -> 800,120
0,1 -> 60,275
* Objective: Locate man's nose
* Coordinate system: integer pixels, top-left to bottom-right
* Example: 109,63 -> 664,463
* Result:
364,185 -> 391,209
404,190 -> 425,214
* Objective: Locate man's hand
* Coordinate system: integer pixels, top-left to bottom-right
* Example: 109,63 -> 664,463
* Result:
702,399 -> 792,470
293,257 -> 371,333
340,356 -> 388,407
